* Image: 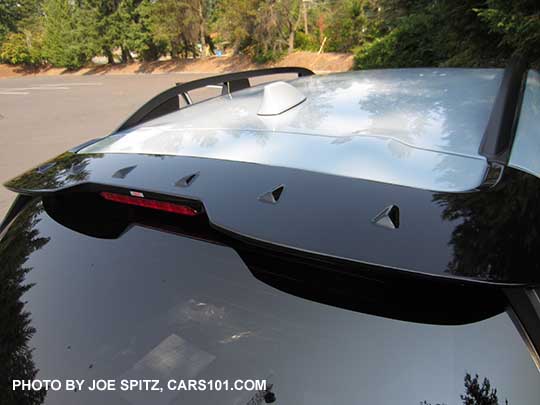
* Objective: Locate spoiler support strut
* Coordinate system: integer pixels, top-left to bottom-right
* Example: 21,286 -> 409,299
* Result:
115,67 -> 314,132
478,55 -> 528,164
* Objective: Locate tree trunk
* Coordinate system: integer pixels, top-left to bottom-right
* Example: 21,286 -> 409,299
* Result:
233,40 -> 241,55
104,48 -> 115,64
303,1 -> 308,34
171,42 -> 180,59
288,0 -> 303,54
198,0 -> 207,58
120,46 -> 132,64
206,35 -> 216,55
145,42 -> 160,61
288,31 -> 295,53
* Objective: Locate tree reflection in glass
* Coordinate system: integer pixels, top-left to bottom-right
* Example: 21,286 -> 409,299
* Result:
422,373 -> 508,405
433,169 -> 540,282
0,202 -> 49,405
5,152 -> 100,192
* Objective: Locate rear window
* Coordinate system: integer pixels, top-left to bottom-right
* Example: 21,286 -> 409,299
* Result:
1,199 -> 539,405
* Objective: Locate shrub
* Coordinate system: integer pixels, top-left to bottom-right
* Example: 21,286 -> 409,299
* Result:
0,32 -> 32,64
0,30 -> 43,65
475,1 -> 540,65
354,13 -> 442,69
251,49 -> 284,64
294,31 -> 319,52
42,0 -> 95,69
325,0 -> 381,53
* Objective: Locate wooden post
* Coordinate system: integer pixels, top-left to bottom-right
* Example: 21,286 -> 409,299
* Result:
318,37 -> 327,54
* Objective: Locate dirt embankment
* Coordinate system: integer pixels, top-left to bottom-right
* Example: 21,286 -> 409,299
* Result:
0,51 -> 353,78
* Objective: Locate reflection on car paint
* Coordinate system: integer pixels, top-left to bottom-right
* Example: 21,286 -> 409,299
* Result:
510,70 -> 540,178
80,69 -> 504,192
6,152 -> 540,285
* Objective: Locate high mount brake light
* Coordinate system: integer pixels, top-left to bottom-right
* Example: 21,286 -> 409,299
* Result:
100,192 -> 199,216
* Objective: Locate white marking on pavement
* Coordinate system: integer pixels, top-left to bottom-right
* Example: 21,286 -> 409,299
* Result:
0,82 -> 102,95
0,91 -> 29,95
40,82 -> 103,87
0,87 -> 70,91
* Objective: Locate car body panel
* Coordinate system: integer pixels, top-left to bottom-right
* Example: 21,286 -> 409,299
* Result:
80,126 -> 488,193
1,198 -> 540,405
3,65 -> 540,404
5,151 -> 540,285
510,70 -> 540,177
80,69 -> 504,192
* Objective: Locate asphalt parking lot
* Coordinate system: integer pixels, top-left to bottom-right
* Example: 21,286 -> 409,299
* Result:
0,72 -> 249,219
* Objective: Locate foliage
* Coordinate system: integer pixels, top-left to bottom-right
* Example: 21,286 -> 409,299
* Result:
421,372 -> 508,405
41,0 -> 96,69
0,0 -> 20,43
0,0 -> 40,43
354,12 -> 441,68
354,0 -> 539,69
325,0 -> 381,52
213,0 -> 260,53
215,0 -> 301,57
0,203 -> 49,405
0,0 -> 539,70
252,49 -> 284,64
256,0 -> 301,55
294,31 -> 319,52
460,373 -> 506,405
475,0 -> 540,64
144,0 -> 200,58
0,32 -> 32,64
125,0 -> 166,61
0,16 -> 44,65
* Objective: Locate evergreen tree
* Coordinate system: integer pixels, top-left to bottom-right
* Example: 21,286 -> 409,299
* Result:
461,373 -> 506,405
421,373 -> 508,405
42,0 -> 96,68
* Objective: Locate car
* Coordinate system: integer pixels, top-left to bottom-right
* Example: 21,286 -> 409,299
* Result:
1,59 -> 540,404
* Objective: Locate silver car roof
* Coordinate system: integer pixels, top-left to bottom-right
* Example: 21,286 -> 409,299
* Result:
80,68 -> 505,192
509,70 -> 540,177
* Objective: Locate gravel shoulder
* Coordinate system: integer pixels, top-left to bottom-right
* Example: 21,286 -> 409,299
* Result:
0,51 -> 353,79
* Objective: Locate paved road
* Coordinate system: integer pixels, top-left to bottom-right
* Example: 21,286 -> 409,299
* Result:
0,73 -> 216,219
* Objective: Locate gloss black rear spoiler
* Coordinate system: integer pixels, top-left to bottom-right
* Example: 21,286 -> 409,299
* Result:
4,150 -> 540,287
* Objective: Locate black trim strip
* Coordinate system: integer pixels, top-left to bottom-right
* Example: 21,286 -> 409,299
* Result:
116,67 -> 314,132
504,287 -> 540,371
478,56 -> 528,164
0,194 -> 32,236
68,137 -> 105,153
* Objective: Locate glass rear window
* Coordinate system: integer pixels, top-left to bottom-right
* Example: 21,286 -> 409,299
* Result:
1,199 -> 539,405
